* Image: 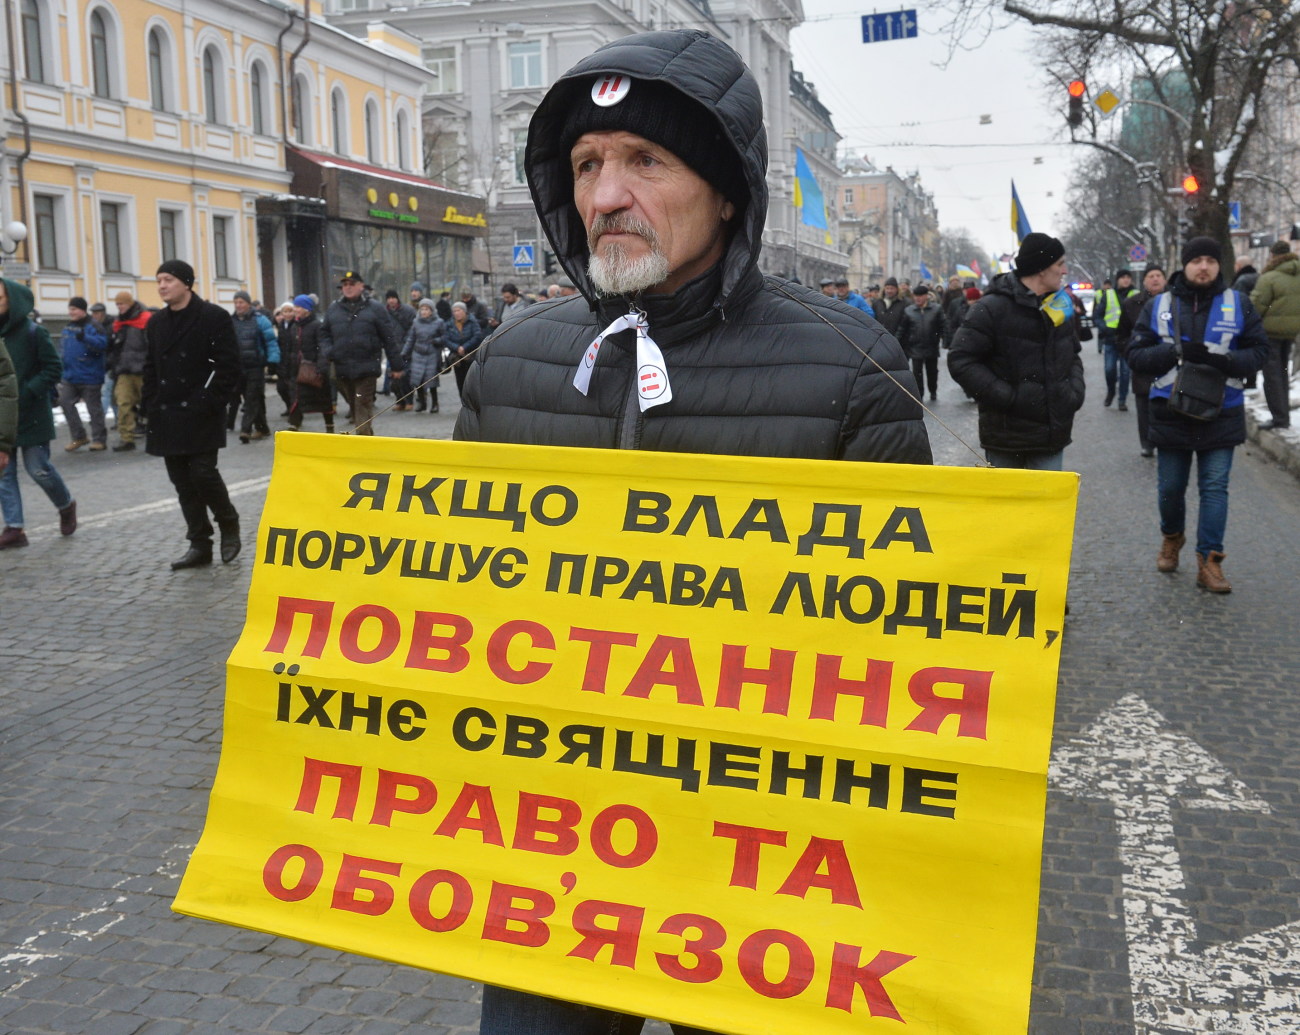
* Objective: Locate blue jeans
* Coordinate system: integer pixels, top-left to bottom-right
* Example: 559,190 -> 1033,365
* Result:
1103,339 -> 1130,403
983,448 -> 1064,471
1157,446 -> 1234,556
480,986 -> 719,1035
0,444 -> 74,528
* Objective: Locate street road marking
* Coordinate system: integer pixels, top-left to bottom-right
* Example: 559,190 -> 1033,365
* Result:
1050,693 -> 1300,1032
28,476 -> 270,536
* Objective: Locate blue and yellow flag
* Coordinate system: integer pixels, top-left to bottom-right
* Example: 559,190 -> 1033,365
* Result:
919,261 -> 934,281
1041,289 -> 1074,326
1011,181 -> 1032,244
793,147 -> 829,231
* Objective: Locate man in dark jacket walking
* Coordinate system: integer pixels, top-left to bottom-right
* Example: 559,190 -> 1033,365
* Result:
1128,237 -> 1268,592
455,28 -> 929,1033
319,271 -> 404,434
948,232 -> 1086,469
872,276 -> 907,337
1249,239 -> 1300,430
143,260 -> 242,570
897,283 -> 946,401
108,290 -> 151,451
230,290 -> 279,443
1117,264 -> 1166,457
1093,268 -> 1136,409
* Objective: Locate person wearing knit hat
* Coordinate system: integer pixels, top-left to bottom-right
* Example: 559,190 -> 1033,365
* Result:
229,291 -> 278,441
146,257 -> 243,569
457,27 -> 931,1035
1094,266 -> 1138,409
57,296 -> 109,452
1248,237 -> 1300,430
1116,263 -> 1168,457
1126,235 -> 1269,592
873,276 -> 907,335
292,294 -> 315,312
949,229 -> 1085,470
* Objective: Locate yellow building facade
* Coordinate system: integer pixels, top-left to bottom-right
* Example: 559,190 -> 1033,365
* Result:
2,0 -> 485,313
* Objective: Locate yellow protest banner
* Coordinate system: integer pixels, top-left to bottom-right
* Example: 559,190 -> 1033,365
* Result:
175,434 -> 1077,1035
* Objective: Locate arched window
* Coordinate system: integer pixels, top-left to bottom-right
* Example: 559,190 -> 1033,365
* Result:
89,10 -> 111,97
292,73 -> 310,145
147,28 -> 167,111
364,99 -> 380,164
202,46 -> 223,124
331,88 -> 346,155
395,109 -> 410,170
250,61 -> 267,135
21,0 -> 44,82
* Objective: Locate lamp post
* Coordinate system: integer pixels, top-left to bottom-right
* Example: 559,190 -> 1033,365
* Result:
1,220 -> 27,257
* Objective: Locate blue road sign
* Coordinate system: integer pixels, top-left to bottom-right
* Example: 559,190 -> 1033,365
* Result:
1128,244 -> 1148,263
861,9 -> 918,43
1228,202 -> 1241,230
513,244 -> 535,268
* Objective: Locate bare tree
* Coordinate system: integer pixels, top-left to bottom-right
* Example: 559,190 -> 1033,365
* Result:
938,227 -> 996,284
939,0 -> 1300,268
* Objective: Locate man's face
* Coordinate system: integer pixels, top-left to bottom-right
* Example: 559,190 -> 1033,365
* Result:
1143,269 -> 1167,295
866,288 -> 879,300
409,289 -> 422,302
1038,258 -> 1068,292
835,284 -> 850,299
912,293 -> 927,307
820,283 -> 836,296
572,130 -> 735,296
502,290 -> 518,305
68,306 -> 87,321
1185,255 -> 1219,286
1117,274 -> 1133,291
386,297 -> 399,310
156,273 -> 188,306
293,305 -> 310,321
884,285 -> 898,299
233,298 -> 250,316
117,302 -> 130,316
340,279 -> 363,299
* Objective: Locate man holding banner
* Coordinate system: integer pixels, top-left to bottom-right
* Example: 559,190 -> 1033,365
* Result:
456,26 -> 930,1033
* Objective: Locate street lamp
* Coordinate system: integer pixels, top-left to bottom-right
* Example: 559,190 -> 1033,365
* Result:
0,220 -> 27,256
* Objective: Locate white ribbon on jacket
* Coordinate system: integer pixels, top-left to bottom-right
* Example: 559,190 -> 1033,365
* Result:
572,310 -> 673,412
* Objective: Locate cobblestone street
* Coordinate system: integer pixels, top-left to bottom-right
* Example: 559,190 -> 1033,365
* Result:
2,351 -> 1298,1035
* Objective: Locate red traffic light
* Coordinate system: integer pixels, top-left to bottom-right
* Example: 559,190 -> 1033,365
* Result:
1182,174 -> 1200,194
1067,79 -> 1086,98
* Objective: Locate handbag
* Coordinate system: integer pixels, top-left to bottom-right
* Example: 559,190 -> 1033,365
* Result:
296,359 -> 325,389
1166,302 -> 1225,421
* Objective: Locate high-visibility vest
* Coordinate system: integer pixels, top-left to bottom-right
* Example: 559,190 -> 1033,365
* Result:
1101,289 -> 1121,329
1149,289 -> 1245,408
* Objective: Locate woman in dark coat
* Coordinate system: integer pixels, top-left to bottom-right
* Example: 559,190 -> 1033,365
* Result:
400,299 -> 446,413
444,301 -> 483,400
284,296 -> 334,433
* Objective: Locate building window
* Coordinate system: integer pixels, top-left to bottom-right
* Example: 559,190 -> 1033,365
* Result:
331,90 -> 346,154
507,40 -> 541,89
212,215 -> 231,279
21,0 -> 44,83
292,74 -> 310,145
148,28 -> 167,111
396,109 -> 410,170
33,194 -> 60,270
89,10 -> 111,97
101,201 -> 125,272
202,46 -> 222,124
422,45 -> 457,95
424,123 -> 460,188
365,100 -> 380,164
511,127 -> 528,185
159,209 -> 179,262
250,61 -> 267,135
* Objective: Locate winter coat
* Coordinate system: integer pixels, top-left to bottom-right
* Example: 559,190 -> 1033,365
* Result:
0,339 -> 15,454
1127,272 -> 1268,451
232,310 -> 279,370
108,304 -> 152,375
445,316 -> 483,365
403,314 -> 447,386
59,317 -> 108,385
142,293 -> 240,456
870,294 -> 908,336
286,315 -> 333,415
1118,288 -> 1161,392
455,30 -> 930,465
1232,266 -> 1259,298
318,296 -> 403,380
948,271 -> 1086,454
1,279 -> 62,448
387,302 -> 418,339
897,302 -> 946,360
1249,253 -> 1300,340
942,295 -> 967,347
459,295 -> 491,330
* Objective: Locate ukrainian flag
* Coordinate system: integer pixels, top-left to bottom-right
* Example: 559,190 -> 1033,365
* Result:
1011,180 -> 1032,244
794,147 -> 829,231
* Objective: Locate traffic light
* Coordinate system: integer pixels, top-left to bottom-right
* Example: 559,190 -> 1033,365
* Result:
1067,79 -> 1086,127
1181,174 -> 1199,195
543,249 -> 556,275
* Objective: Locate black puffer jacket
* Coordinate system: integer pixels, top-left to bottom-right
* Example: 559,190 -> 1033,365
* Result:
948,272 -> 1086,453
319,297 -> 403,380
454,30 -> 929,464
897,302 -> 946,360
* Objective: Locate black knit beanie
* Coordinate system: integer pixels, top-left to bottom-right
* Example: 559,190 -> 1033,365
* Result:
156,259 -> 195,288
1015,233 -> 1065,277
560,76 -> 746,206
1180,236 -> 1221,266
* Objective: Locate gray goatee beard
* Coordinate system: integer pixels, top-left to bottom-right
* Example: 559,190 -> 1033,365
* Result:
586,215 -> 670,296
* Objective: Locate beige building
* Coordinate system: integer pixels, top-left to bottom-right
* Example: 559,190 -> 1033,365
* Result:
839,157 -> 939,288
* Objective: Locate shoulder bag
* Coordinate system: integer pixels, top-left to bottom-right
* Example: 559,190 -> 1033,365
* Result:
1166,299 -> 1225,421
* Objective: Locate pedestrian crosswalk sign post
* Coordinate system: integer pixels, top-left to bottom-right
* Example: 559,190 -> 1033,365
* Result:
513,245 -> 535,268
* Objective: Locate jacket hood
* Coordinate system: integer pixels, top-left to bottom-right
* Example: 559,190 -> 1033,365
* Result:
525,30 -> 768,320
1,278 -> 34,338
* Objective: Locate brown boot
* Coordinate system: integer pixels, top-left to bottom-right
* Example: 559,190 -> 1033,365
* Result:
1196,551 -> 1232,593
1157,532 -> 1185,572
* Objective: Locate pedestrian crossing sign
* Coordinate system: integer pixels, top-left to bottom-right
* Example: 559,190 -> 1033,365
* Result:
513,245 -> 535,268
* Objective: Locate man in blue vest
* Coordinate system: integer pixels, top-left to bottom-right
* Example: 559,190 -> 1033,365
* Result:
1093,269 -> 1136,409
1127,237 -> 1268,593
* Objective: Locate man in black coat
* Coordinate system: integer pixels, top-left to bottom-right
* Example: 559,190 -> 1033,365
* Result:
318,271 -> 404,434
455,27 -> 929,1035
948,232 -> 1086,469
143,260 -> 241,569
897,284 -> 946,401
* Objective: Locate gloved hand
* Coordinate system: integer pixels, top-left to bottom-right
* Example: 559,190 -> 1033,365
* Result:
1180,340 -> 1211,364
1200,348 -> 1232,372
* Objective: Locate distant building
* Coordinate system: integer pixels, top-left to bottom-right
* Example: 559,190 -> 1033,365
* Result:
838,157 -> 939,286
